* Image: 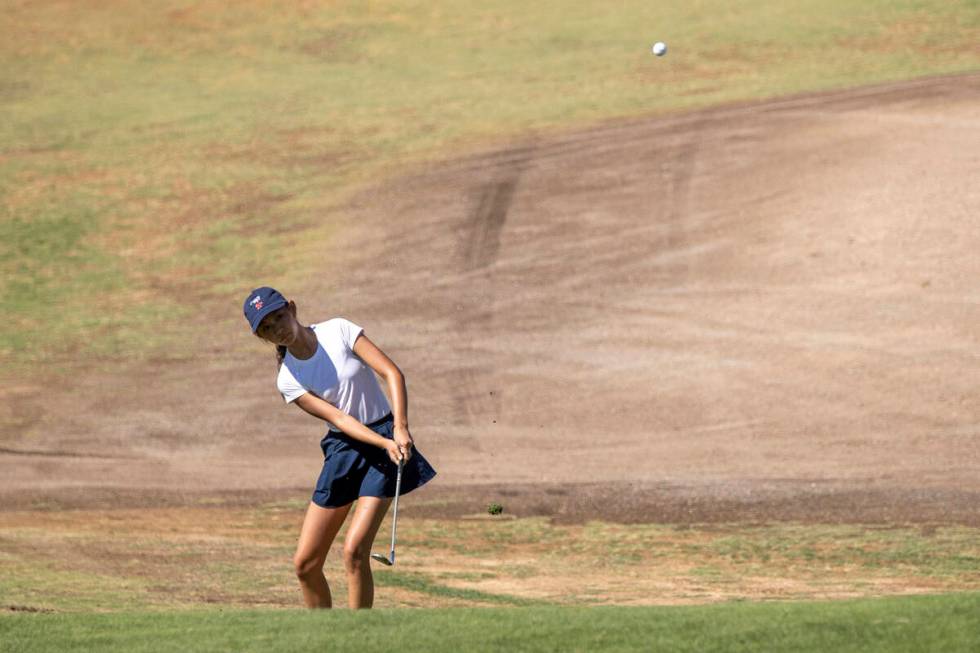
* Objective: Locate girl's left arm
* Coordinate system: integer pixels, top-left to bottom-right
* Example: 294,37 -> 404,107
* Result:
353,334 -> 414,458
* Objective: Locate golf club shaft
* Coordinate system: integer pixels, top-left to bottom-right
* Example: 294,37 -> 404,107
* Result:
389,459 -> 404,562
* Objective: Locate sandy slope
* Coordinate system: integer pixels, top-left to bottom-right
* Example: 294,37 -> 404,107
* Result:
2,74 -> 978,522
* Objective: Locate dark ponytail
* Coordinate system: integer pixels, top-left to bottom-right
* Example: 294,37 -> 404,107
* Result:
276,345 -> 287,369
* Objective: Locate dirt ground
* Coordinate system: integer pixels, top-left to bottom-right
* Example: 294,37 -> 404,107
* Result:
1,74 -> 978,526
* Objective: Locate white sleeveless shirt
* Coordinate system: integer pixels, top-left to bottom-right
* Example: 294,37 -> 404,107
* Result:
276,318 -> 391,432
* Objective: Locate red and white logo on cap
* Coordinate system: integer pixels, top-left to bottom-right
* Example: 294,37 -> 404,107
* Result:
249,296 -> 264,311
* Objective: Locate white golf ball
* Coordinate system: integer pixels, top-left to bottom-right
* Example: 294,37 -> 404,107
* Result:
652,41 -> 667,57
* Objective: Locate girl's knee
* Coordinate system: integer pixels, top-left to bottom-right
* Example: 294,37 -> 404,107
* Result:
294,553 -> 323,580
343,541 -> 369,573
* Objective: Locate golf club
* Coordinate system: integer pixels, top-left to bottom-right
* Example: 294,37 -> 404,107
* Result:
371,457 -> 404,566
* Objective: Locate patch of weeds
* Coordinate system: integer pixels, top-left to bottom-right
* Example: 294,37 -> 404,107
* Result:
0,555 -> 157,612
689,565 -> 726,579
375,570 -> 547,606
709,536 -> 772,563
507,564 -> 540,579
436,571 -> 499,582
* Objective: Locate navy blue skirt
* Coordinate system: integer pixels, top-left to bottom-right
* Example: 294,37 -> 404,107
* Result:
312,414 -> 437,508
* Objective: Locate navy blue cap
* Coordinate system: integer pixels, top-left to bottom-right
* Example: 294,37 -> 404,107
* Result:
243,287 -> 288,332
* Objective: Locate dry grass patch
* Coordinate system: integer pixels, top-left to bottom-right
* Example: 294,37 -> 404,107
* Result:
1,503 -> 978,612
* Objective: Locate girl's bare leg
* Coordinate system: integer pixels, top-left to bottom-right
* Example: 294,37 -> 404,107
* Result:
293,501 -> 352,608
342,496 -> 392,609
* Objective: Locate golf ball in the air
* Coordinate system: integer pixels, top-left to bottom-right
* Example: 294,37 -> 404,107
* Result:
652,41 -> 667,56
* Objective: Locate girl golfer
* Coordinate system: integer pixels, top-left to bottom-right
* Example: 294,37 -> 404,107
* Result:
243,286 -> 436,609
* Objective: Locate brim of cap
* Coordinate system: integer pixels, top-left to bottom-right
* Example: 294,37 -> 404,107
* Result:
249,298 -> 288,332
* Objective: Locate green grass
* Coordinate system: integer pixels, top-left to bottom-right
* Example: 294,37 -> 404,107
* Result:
2,593 -> 979,653
1,0 -> 978,370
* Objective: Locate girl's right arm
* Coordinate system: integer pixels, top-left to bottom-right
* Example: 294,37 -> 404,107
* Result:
293,393 -> 403,463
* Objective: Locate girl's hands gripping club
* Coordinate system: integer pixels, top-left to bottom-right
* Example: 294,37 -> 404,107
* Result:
393,425 -> 414,463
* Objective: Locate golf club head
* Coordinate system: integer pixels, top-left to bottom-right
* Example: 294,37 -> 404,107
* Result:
370,552 -> 393,566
